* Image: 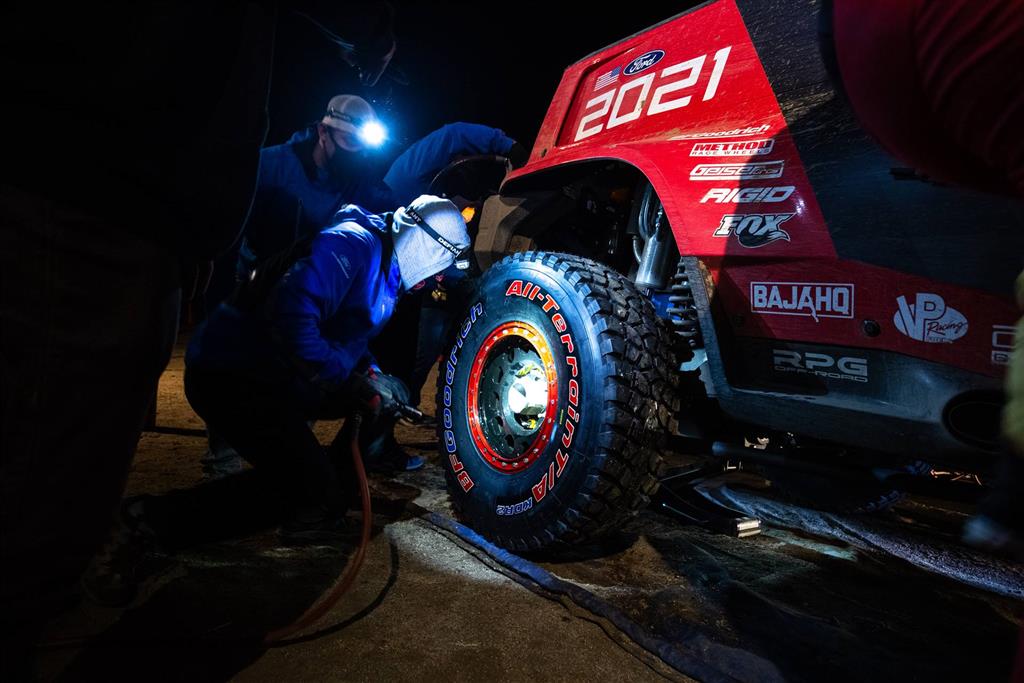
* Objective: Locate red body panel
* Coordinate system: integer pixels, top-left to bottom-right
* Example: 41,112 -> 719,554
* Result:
505,0 -> 1017,380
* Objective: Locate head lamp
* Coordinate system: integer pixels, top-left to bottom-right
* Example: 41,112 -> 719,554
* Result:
358,121 -> 387,147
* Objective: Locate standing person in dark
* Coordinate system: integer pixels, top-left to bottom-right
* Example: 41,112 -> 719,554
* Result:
203,93 -> 395,479
0,3 -> 395,677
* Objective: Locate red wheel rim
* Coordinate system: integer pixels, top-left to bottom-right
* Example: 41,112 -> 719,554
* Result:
466,321 -> 558,473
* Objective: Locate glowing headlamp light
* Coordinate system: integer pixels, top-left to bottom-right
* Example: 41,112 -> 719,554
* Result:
358,121 -> 387,147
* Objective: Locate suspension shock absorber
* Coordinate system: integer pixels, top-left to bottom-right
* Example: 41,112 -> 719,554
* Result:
667,260 -> 703,349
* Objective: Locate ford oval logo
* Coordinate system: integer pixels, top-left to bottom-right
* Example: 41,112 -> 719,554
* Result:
623,50 -> 665,76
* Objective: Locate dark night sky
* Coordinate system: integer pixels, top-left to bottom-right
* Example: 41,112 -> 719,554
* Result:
268,2 -> 697,161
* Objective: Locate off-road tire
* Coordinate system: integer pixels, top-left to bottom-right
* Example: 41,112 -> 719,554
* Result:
436,252 -> 679,551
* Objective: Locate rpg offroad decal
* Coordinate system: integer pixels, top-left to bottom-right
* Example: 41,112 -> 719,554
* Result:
690,160 -> 784,180
574,46 -> 731,141
992,325 -> 1016,366
442,302 -> 485,494
690,139 -> 775,156
750,282 -> 854,321
773,350 -> 868,383
700,186 -> 793,203
504,279 -> 583,505
713,213 -> 793,248
894,293 -> 968,344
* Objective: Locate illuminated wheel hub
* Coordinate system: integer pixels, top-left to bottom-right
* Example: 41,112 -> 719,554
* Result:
467,321 -> 558,473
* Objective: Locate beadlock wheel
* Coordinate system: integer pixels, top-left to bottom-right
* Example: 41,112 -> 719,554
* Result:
437,251 -> 679,551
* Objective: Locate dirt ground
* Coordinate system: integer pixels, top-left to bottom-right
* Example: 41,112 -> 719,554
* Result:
36,341 -> 1024,682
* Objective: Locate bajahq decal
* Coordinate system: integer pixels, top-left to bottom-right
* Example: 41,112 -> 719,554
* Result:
751,282 -> 854,321
713,213 -> 793,248
893,293 -> 968,343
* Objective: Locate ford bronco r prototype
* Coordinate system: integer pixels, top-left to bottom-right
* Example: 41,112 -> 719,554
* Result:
435,0 -> 1024,550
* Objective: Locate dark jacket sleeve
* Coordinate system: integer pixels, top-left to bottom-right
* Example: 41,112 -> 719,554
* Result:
266,230 -> 375,387
383,122 -> 517,205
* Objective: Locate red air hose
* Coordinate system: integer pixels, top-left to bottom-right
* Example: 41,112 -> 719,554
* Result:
263,412 -> 373,645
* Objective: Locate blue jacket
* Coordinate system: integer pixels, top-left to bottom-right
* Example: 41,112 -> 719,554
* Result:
188,205 -> 402,396
384,122 -> 516,206
237,127 -> 394,276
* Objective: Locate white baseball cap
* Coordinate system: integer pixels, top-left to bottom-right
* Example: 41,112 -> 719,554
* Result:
392,195 -> 471,290
322,94 -> 376,149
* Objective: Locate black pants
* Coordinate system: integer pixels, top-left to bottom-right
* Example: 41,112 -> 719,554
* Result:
0,186 -> 181,675
183,368 -> 356,521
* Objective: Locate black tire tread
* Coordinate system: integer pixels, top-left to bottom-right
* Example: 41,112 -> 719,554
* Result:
443,251 -> 680,550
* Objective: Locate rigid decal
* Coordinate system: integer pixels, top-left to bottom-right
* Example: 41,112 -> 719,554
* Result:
893,293 -> 968,344
713,213 -> 793,248
750,282 -> 854,321
700,186 -> 793,203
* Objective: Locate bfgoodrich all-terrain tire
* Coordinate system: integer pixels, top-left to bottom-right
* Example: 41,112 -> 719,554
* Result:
436,252 -> 678,551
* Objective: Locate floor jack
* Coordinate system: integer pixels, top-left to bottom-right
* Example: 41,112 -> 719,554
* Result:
652,462 -> 762,538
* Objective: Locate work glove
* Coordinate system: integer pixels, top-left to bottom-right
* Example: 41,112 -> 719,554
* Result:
507,142 -> 529,169
351,366 -> 411,417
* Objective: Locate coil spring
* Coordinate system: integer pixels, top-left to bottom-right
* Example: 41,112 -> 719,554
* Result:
666,260 -> 703,349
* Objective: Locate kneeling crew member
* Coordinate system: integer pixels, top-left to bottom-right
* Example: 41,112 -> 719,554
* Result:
184,196 -> 471,538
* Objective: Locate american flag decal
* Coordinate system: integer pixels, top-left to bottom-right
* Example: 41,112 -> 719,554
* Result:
594,66 -> 620,91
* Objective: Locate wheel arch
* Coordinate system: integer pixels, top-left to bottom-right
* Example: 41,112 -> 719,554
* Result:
475,153 -> 692,270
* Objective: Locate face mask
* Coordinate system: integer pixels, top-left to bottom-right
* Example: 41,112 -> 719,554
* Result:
326,146 -> 367,184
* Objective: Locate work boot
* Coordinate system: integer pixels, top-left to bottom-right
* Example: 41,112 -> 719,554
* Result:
200,431 -> 245,480
362,425 -> 424,473
279,507 -> 353,546
963,452 -> 1024,560
80,497 -> 156,607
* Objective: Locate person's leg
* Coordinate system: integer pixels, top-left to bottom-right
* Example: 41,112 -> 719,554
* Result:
184,369 -> 349,525
200,427 -> 245,480
0,186 -> 180,674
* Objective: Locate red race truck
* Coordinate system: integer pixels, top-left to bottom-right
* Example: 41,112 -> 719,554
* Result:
433,0 -> 1023,550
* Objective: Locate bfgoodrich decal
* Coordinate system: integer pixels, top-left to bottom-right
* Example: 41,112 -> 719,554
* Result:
893,293 -> 968,343
673,124 -> 770,140
751,282 -> 854,321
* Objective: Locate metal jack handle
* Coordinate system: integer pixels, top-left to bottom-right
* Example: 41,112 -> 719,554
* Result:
653,463 -> 761,538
